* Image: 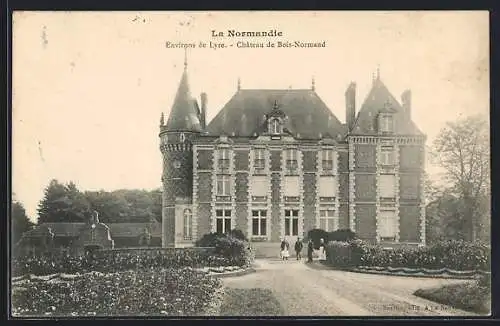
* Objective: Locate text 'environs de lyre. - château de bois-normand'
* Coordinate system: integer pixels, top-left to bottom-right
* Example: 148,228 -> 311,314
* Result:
165,29 -> 326,49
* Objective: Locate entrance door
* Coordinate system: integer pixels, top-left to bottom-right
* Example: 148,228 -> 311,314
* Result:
284,209 -> 300,255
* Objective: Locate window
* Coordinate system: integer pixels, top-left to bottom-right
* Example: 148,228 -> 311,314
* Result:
217,148 -> 230,171
379,174 -> 396,198
284,209 -> 299,236
254,148 -> 266,171
285,149 -> 298,174
216,175 -> 231,196
381,146 -> 395,166
380,115 -> 394,133
183,209 -> 192,240
251,176 -> 269,197
284,176 -> 300,197
319,176 -> 336,199
252,210 -> 267,236
322,149 -> 334,173
216,209 -> 232,233
379,210 -> 397,241
270,119 -> 280,134
319,209 -> 336,231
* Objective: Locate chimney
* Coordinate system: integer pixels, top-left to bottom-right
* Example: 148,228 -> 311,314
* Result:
401,89 -> 411,118
200,92 -> 207,129
345,82 -> 356,131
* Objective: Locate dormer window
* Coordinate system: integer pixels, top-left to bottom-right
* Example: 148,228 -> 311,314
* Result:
217,148 -> 230,172
379,114 -> 394,134
270,118 -> 281,134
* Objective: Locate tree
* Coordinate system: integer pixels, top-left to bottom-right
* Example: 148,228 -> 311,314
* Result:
38,179 -> 91,223
11,200 -> 34,245
431,114 -> 490,242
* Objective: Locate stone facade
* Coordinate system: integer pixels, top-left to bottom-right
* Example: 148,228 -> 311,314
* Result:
159,65 -> 427,248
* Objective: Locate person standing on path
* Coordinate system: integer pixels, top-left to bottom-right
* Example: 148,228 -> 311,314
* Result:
280,238 -> 290,260
318,238 -> 327,261
294,238 -> 303,260
307,239 -> 314,263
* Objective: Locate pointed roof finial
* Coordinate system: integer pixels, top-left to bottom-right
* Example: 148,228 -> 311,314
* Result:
160,112 -> 165,126
184,48 -> 188,70
273,100 -> 279,110
376,64 -> 380,80
311,76 -> 316,91
237,77 -> 241,91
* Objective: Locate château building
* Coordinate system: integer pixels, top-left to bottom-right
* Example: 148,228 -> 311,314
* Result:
159,60 -> 426,249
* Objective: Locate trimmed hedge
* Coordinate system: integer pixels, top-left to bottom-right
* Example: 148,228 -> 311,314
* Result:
325,240 -> 490,272
12,268 -> 223,316
307,229 -> 356,249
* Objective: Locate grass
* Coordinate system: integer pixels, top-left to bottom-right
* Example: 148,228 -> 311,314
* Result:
414,280 -> 491,315
218,288 -> 285,316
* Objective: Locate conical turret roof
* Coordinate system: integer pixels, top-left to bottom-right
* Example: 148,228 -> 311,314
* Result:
165,67 -> 202,132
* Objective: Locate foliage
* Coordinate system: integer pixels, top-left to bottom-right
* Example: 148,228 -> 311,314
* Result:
38,180 -> 91,223
195,231 -> 253,267
324,240 -> 490,272
11,248 -> 238,277
327,229 -> 357,242
307,229 -> 329,249
414,281 -> 490,314
195,232 -> 226,247
37,179 -> 163,223
227,229 -> 247,241
11,268 -> 223,316
11,200 -> 34,245
431,114 -> 490,242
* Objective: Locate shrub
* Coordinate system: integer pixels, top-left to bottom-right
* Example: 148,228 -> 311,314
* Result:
324,239 -> 490,272
325,241 -> 353,267
11,248 -> 234,277
228,229 -> 247,241
11,267 -> 223,316
195,232 -> 225,247
307,229 -> 329,249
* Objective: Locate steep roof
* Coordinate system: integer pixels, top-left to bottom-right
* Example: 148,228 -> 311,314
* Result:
164,68 -> 202,132
350,77 -> 423,136
206,89 -> 346,139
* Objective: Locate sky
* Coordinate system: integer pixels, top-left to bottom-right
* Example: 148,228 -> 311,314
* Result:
12,11 -> 489,221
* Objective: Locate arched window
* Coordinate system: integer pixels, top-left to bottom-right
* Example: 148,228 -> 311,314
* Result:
183,208 -> 192,240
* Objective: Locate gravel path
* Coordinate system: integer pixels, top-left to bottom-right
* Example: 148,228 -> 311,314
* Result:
222,259 -> 477,316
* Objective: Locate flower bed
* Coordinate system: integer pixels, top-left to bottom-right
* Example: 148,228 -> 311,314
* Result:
12,245 -> 254,277
325,240 -> 490,272
12,267 -> 223,316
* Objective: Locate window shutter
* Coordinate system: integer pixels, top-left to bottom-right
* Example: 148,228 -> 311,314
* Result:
319,176 -> 337,197
379,210 -> 396,238
379,174 -> 396,198
251,176 -> 269,196
284,176 -> 300,196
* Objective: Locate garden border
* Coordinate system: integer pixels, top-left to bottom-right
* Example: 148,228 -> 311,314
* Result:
316,261 -> 490,280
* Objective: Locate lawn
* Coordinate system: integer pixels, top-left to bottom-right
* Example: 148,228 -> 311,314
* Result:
218,288 -> 285,316
413,280 -> 490,315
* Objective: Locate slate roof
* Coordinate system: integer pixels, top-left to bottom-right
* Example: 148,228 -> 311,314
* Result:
38,222 -> 162,238
350,77 -> 423,136
206,89 -> 346,139
164,68 -> 203,132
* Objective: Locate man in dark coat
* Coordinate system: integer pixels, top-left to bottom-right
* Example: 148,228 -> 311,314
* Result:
307,239 -> 314,263
294,238 -> 303,260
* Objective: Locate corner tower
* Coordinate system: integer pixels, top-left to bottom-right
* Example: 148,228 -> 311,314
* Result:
159,57 -> 203,247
